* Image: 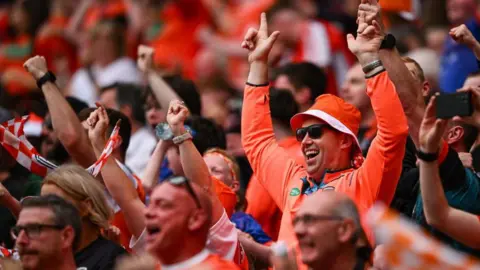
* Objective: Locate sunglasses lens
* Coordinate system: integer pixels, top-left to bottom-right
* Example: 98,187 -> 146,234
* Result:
296,128 -> 307,142
169,176 -> 186,185
308,125 -> 324,139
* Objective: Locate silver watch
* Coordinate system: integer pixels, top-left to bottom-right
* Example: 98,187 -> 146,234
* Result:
155,123 -> 194,141
173,132 -> 193,145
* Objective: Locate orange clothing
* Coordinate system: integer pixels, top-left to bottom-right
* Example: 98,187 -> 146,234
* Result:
241,71 -> 408,269
156,252 -> 240,270
380,0 -> 413,12
83,0 -> 126,30
246,136 -> 304,240
213,176 -> 237,218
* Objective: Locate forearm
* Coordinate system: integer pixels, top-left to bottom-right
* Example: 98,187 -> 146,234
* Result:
42,82 -> 96,167
147,72 -> 182,111
471,42 -> 480,61
178,140 -> 212,191
238,235 -> 272,268
142,141 -> 166,192
419,160 -> 449,226
379,49 -> 424,146
247,62 -> 269,85
206,36 -> 249,57
1,195 -> 21,219
65,1 -> 91,43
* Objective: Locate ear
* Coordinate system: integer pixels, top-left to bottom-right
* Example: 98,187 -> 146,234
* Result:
296,87 -> 312,106
231,181 -> 240,193
422,81 -> 431,97
61,226 -> 76,250
339,134 -> 353,150
337,219 -> 356,244
446,126 -> 464,145
188,210 -> 208,232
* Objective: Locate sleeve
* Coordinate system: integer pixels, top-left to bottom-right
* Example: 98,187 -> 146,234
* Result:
207,210 -> 238,261
241,84 -> 304,211
357,71 -> 409,205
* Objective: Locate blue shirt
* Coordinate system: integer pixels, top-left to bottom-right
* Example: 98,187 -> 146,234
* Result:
440,18 -> 480,93
231,212 -> 272,244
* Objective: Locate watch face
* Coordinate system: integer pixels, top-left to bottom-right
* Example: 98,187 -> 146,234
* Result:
155,123 -> 174,140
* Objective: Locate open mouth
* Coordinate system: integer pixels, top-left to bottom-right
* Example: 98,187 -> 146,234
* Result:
147,226 -> 161,236
304,149 -> 319,160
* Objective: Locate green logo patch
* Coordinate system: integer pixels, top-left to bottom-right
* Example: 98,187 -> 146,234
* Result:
290,188 -> 300,196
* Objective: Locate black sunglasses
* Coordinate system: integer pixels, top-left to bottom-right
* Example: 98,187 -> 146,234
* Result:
296,124 -> 330,142
292,214 -> 344,226
168,176 -> 202,209
11,223 -> 65,240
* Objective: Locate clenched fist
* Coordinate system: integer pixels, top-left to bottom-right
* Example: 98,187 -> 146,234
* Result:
23,56 -> 48,80
167,100 -> 189,136
450,24 -> 478,49
137,45 -> 155,72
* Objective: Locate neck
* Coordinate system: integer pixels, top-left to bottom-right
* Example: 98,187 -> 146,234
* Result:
159,242 -> 205,266
273,122 -> 293,141
359,107 -> 374,127
450,143 -> 466,154
131,121 -> 141,134
52,251 -> 77,270
315,246 -> 357,270
97,56 -> 117,68
77,221 -> 100,252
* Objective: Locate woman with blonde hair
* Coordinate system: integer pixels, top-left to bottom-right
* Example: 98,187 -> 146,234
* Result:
41,164 -> 126,270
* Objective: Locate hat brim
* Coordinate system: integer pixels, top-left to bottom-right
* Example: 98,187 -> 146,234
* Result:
290,110 -> 362,153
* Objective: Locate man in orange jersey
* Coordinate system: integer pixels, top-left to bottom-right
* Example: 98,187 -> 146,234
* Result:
145,178 -> 240,269
241,12 -> 408,269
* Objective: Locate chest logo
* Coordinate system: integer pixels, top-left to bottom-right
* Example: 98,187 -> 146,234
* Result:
290,188 -> 301,196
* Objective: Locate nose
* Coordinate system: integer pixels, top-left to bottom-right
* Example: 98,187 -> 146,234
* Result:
15,230 -> 29,246
301,133 -> 313,146
294,220 -> 307,239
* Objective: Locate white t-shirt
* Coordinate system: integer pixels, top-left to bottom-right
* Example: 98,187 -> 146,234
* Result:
70,57 -> 141,106
126,127 -> 157,177
130,211 -> 238,261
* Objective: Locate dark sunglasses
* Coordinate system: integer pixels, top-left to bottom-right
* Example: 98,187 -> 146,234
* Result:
168,176 -> 202,209
296,124 -> 330,142
11,223 -> 65,240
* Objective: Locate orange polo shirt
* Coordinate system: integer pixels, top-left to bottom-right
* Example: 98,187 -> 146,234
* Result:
213,176 -> 237,218
246,136 -> 304,241
241,71 -> 409,269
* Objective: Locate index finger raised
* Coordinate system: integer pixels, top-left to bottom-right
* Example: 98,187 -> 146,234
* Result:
259,13 -> 268,37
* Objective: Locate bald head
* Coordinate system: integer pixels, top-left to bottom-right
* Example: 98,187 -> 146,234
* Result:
302,192 -> 360,226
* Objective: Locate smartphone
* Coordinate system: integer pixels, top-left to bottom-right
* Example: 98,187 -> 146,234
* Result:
435,91 -> 473,119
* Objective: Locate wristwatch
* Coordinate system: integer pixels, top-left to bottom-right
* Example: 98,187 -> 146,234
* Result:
380,34 -> 396,50
155,123 -> 194,141
36,71 -> 56,89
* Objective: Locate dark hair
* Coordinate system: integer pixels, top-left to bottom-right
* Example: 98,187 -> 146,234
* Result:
274,62 -> 327,105
101,83 -> 146,125
163,75 -> 202,116
78,108 -> 132,156
65,97 -> 89,115
460,122 -> 479,150
184,116 -> 226,155
19,0 -> 50,36
269,88 -> 299,129
467,71 -> 480,80
21,195 -> 82,250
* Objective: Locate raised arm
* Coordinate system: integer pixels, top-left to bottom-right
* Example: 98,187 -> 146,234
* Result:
137,45 -> 183,111
346,14 -> 409,204
359,0 -> 424,147
23,56 -> 97,168
86,106 -> 146,239
0,183 -> 21,219
418,95 -> 480,249
166,100 -> 224,223
141,140 -> 169,193
241,14 -> 304,211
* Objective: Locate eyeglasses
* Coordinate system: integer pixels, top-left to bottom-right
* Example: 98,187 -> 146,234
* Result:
296,124 -> 330,142
11,224 -> 65,240
292,214 -> 344,226
168,176 -> 202,209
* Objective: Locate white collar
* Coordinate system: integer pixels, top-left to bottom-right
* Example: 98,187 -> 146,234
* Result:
161,249 -> 210,270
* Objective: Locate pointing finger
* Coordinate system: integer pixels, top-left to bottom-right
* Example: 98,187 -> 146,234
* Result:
259,13 -> 268,37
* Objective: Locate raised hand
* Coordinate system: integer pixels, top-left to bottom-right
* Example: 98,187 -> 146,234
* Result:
23,56 -> 48,80
347,19 -> 383,66
419,95 -> 449,153
137,45 -> 155,73
357,0 -> 385,36
86,104 -> 110,149
241,13 -> 280,64
450,24 -> 479,49
166,100 -> 189,136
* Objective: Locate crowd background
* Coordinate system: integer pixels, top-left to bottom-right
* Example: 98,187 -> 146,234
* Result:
0,0 -> 480,269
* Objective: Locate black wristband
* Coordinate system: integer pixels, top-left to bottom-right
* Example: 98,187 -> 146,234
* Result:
246,82 -> 269,87
36,71 -> 56,89
417,149 -> 438,162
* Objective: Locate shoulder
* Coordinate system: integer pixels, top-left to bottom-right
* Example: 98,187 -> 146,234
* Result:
201,254 -> 241,269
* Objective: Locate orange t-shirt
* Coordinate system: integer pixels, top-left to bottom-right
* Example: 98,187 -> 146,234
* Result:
156,252 -> 240,270
246,136 -> 304,241
242,72 -> 409,269
212,176 -> 237,218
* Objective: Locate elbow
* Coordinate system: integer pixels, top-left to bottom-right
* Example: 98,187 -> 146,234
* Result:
57,128 -> 81,149
425,211 -> 446,229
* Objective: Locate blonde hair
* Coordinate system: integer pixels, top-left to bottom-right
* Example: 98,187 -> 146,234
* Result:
204,148 -> 240,185
43,164 -> 113,230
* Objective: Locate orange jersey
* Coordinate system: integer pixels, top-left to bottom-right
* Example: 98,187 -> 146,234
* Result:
246,136 -> 304,240
156,250 -> 240,270
241,71 -> 409,269
212,176 -> 237,218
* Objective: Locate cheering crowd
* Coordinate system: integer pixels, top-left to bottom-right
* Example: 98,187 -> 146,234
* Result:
0,0 -> 480,269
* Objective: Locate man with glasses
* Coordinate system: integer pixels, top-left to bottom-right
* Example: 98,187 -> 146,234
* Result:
144,176 -> 240,269
241,11 -> 408,269
293,191 -> 372,270
13,195 -> 81,270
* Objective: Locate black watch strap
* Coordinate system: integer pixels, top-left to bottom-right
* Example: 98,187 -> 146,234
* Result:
380,34 -> 396,50
417,150 -> 438,162
36,71 -> 57,89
